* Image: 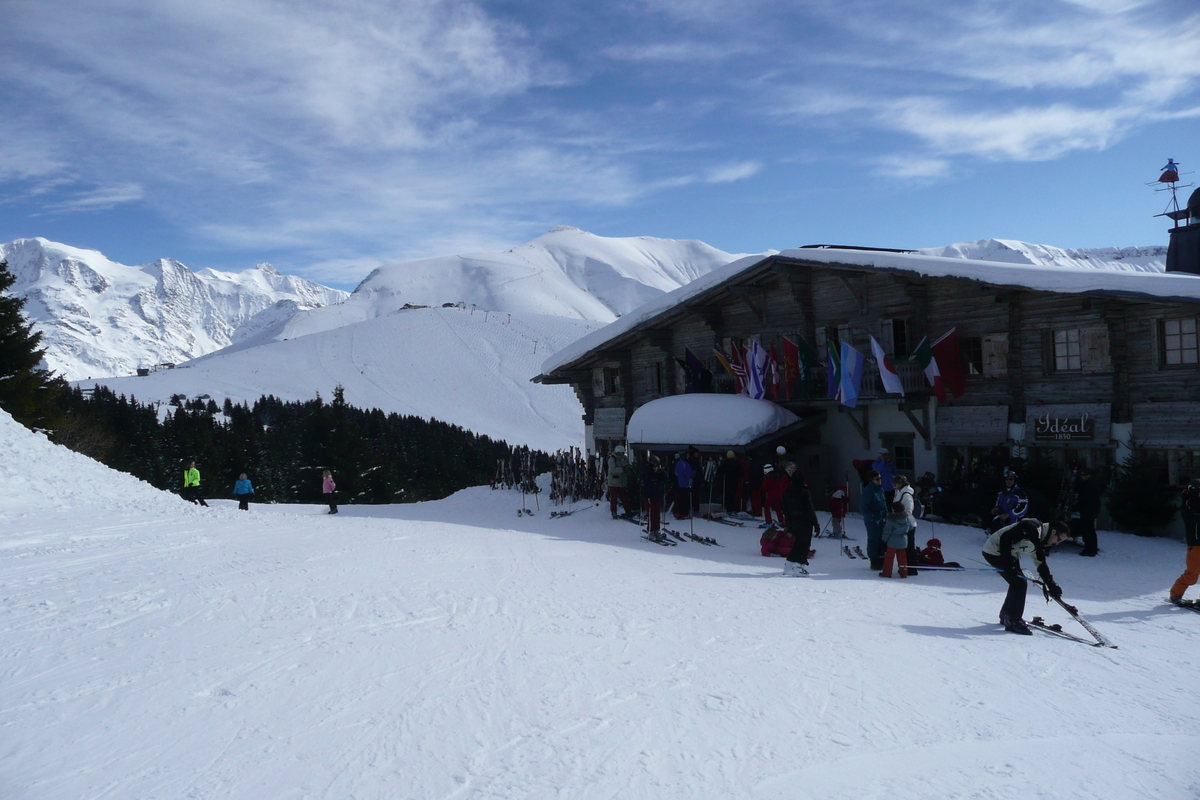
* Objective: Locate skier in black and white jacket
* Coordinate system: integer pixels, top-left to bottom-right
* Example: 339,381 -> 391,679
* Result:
982,518 -> 1071,635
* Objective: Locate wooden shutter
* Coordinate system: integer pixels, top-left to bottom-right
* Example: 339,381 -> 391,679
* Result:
983,333 -> 1008,378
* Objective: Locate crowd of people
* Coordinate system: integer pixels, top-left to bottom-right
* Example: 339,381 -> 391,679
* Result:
597,443 -> 1200,635
176,445 -> 1200,634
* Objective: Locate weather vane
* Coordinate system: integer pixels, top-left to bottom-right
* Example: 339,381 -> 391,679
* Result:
1150,157 -> 1194,229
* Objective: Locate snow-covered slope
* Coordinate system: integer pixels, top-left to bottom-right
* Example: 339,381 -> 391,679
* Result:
1,421 -> 1196,798
83,307 -> 600,452
0,408 -> 179,514
921,238 -> 1167,272
1,238 -> 348,380
239,227 -> 743,348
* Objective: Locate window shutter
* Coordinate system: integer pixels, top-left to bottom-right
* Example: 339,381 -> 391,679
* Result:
593,368 -> 606,397
1081,326 -> 1111,373
878,319 -> 894,354
983,333 -> 1008,378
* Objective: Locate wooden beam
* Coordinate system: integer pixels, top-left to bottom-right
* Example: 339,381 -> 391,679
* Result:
901,404 -> 932,450
840,404 -> 870,449
727,286 -> 765,323
833,270 -> 869,314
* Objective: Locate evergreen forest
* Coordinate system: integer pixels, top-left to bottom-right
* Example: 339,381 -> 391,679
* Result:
56,385 -> 548,505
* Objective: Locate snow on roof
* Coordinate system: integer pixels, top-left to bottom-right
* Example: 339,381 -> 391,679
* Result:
539,247 -> 1200,377
625,394 -> 800,447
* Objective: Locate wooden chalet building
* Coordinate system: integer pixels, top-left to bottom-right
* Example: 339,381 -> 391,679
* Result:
534,245 -> 1200,524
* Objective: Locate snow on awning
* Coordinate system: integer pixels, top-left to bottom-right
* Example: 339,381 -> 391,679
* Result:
625,394 -> 806,449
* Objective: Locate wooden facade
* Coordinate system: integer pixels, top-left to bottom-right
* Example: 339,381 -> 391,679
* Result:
535,251 -> 1200,498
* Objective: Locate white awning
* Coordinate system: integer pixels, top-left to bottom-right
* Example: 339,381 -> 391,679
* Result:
625,395 -> 802,448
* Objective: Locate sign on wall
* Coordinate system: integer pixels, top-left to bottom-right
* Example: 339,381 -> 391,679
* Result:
1032,411 -> 1096,441
1025,404 -> 1109,447
593,407 -> 627,441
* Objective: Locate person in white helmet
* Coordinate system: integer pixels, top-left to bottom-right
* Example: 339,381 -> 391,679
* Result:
606,446 -> 632,518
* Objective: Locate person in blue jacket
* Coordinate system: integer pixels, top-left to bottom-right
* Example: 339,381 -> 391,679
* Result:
233,472 -> 255,511
860,469 -> 889,570
872,449 -> 898,505
673,452 -> 695,520
990,471 -> 1029,532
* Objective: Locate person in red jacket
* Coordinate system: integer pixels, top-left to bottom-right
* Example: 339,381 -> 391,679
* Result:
828,485 -> 848,538
760,526 -> 795,558
760,464 -> 788,528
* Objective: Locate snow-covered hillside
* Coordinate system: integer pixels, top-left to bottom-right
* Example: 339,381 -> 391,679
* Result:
1,238 -> 348,380
922,238 -> 1167,272
1,406 -> 1196,800
246,227 -> 743,346
83,307 -> 600,452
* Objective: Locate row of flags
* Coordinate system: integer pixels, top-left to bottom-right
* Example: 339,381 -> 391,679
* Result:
677,329 -> 966,407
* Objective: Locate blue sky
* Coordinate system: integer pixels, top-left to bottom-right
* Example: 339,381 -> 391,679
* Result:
2,0 -> 1198,290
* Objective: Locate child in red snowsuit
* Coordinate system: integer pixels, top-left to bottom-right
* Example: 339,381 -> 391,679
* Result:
760,526 -> 795,558
918,538 -> 961,568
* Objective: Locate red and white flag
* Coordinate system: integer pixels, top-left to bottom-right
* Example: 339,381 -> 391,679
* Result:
870,336 -> 905,395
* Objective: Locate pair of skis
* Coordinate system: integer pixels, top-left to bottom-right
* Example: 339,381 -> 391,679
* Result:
843,545 -> 869,560
703,514 -> 745,527
1026,587 -> 1117,648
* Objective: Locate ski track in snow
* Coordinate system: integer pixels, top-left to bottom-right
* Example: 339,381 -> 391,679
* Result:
2,418 -> 1199,799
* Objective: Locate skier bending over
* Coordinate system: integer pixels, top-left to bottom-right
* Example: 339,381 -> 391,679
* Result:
982,518 -> 1071,635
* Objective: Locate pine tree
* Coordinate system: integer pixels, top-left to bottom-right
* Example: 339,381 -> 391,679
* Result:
0,260 -> 65,428
1106,448 -> 1177,533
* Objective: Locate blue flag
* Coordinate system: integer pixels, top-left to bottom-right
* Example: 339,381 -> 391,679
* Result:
826,342 -> 841,398
839,341 -> 865,408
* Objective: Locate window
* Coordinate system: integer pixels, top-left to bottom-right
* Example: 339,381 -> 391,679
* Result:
1054,329 -> 1082,371
1162,318 -> 1198,366
651,362 -> 664,394
892,319 -> 909,359
960,336 -> 983,376
892,444 -> 915,472
604,367 -> 621,395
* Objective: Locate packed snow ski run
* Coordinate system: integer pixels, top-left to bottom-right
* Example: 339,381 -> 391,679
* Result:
1,411 -> 1197,800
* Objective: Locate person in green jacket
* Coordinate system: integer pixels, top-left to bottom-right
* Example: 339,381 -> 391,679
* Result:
183,460 -> 209,507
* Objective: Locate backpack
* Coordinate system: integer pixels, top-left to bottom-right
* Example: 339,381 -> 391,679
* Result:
903,485 -> 923,519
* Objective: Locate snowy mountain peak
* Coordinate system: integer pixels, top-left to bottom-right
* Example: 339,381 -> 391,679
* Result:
919,238 -> 1167,272
1,238 -> 348,380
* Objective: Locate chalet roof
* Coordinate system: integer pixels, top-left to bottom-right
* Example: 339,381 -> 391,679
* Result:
537,247 -> 1200,380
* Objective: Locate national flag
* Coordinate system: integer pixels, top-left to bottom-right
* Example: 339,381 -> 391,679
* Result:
910,336 -> 944,401
839,341 -> 865,408
767,343 -> 781,400
781,337 -> 800,400
729,340 -> 748,395
684,347 -> 712,393
712,346 -> 736,383
931,329 -> 966,399
826,341 -> 841,398
870,335 -> 905,395
746,339 -> 769,400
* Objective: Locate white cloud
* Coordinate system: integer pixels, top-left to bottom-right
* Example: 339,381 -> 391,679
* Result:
705,161 -> 761,183
873,155 -> 951,181
47,183 -> 145,212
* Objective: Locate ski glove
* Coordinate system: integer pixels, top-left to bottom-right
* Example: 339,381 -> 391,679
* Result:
1044,580 -> 1062,600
